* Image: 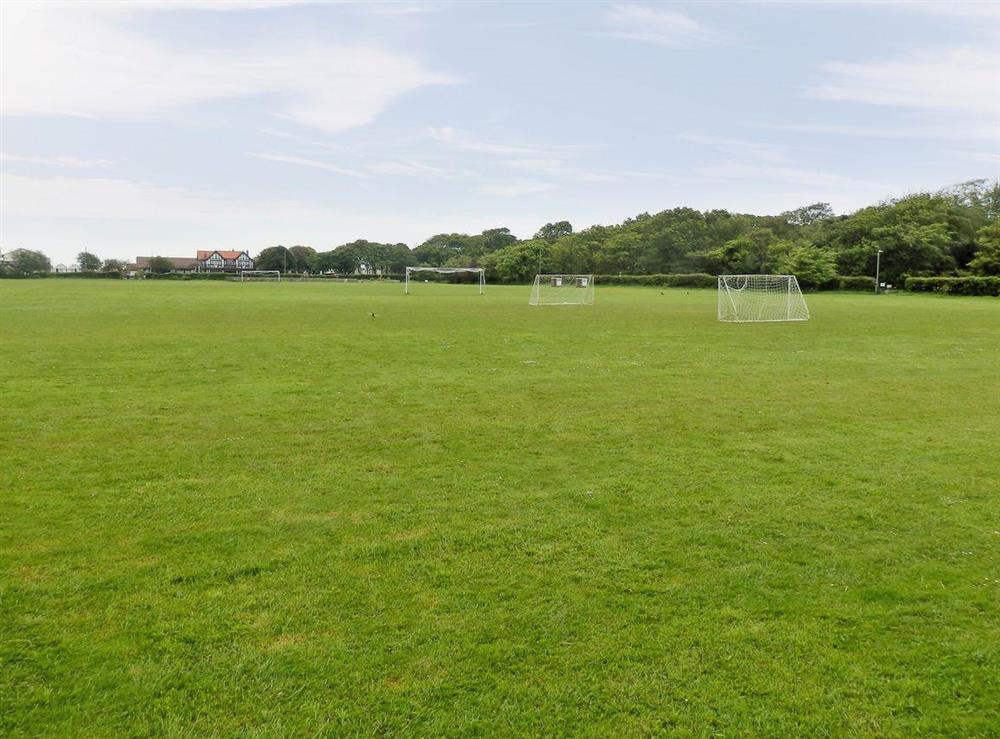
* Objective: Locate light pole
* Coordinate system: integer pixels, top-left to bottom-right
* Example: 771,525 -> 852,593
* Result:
875,249 -> 882,294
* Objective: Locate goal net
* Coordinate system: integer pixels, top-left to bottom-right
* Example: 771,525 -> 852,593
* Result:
405,266 -> 484,294
529,274 -> 595,306
241,270 -> 281,282
717,274 -> 809,322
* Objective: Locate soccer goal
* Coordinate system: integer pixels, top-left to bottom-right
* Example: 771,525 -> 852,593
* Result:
529,274 -> 595,306
717,274 -> 809,322
405,266 -> 484,294
241,270 -> 281,282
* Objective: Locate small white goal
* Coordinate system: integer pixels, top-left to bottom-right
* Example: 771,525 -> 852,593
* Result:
529,274 -> 595,306
241,270 -> 281,282
717,274 -> 809,322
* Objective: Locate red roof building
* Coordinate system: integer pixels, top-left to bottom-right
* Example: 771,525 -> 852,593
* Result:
197,250 -> 254,272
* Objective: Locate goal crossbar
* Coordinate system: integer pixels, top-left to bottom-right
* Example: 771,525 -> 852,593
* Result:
405,266 -> 485,294
241,270 -> 280,282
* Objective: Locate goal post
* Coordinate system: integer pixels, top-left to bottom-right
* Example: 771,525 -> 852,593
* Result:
241,270 -> 281,282
405,266 -> 485,294
717,274 -> 809,322
529,274 -> 595,306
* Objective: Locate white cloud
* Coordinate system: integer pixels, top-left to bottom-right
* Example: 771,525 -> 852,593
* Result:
0,152 -> 114,169
0,172 -> 262,221
0,171 -> 554,261
757,121 -> 1000,144
501,157 -> 566,175
680,134 -> 789,163
887,2 -> 1000,21
248,153 -> 369,178
606,4 -> 725,47
0,3 -> 454,132
366,160 -> 465,178
250,149 -> 467,179
578,172 -> 626,184
359,2 -> 448,16
428,127 -> 640,187
697,160 -> 890,191
429,126 -> 561,158
479,181 -> 559,197
950,150 -> 1000,166
808,47 -> 1000,116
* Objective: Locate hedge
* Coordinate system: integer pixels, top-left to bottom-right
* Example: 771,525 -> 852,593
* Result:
0,271 -> 121,279
905,276 -> 1000,297
834,275 -> 876,291
50,271 -> 122,279
591,274 -> 880,291
594,273 -> 717,288
143,272 -> 229,280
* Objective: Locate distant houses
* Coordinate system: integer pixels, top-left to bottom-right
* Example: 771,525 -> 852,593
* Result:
131,250 -> 254,275
196,250 -> 255,272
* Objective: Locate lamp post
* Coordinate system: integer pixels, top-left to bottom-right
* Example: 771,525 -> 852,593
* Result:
875,249 -> 882,294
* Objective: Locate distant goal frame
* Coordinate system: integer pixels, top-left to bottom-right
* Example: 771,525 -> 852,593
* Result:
529,274 -> 595,306
241,270 -> 281,282
405,266 -> 485,294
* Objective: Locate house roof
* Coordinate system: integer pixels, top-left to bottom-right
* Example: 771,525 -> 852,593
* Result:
135,256 -> 200,269
197,250 -> 248,260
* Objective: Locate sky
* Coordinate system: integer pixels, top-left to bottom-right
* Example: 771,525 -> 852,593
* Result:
1,0 -> 998,265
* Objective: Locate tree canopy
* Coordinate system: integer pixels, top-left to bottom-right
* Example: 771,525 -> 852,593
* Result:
102,258 -> 127,273
77,251 -> 102,271
4,249 -> 52,275
6,178 -> 996,285
264,179 -> 997,284
147,256 -> 173,274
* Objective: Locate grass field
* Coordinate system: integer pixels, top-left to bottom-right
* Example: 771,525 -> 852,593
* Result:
2,280 -> 998,735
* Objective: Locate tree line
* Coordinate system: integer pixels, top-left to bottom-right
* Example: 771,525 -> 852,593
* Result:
4,179 -> 998,285
253,179 -> 999,286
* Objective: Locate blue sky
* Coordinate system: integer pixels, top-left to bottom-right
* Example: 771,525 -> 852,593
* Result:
1,1 -> 998,264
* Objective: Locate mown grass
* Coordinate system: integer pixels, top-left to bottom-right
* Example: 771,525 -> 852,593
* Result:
2,280 -> 998,735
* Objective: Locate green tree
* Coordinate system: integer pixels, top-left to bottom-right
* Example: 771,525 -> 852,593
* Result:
255,246 -> 284,271
823,194 -> 962,281
969,221 -> 1000,276
782,203 -> 834,226
77,251 -> 102,271
287,245 -> 317,273
102,258 -> 127,273
777,244 -> 838,287
939,179 -> 1000,224
483,240 -> 550,282
534,221 -> 573,243
316,240 -> 415,276
413,233 -> 486,264
702,227 -> 777,274
6,249 -> 51,274
255,245 -> 317,273
481,227 -> 518,253
147,256 -> 173,274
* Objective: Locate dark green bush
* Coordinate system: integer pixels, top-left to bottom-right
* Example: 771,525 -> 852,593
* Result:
50,271 -> 122,279
905,276 -> 1000,296
0,271 -> 122,279
143,272 -> 229,280
595,273 -> 717,288
836,275 -> 877,291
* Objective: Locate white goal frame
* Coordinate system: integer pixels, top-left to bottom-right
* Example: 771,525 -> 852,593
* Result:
241,270 -> 281,282
405,266 -> 484,294
529,274 -> 595,306
717,274 -> 809,322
